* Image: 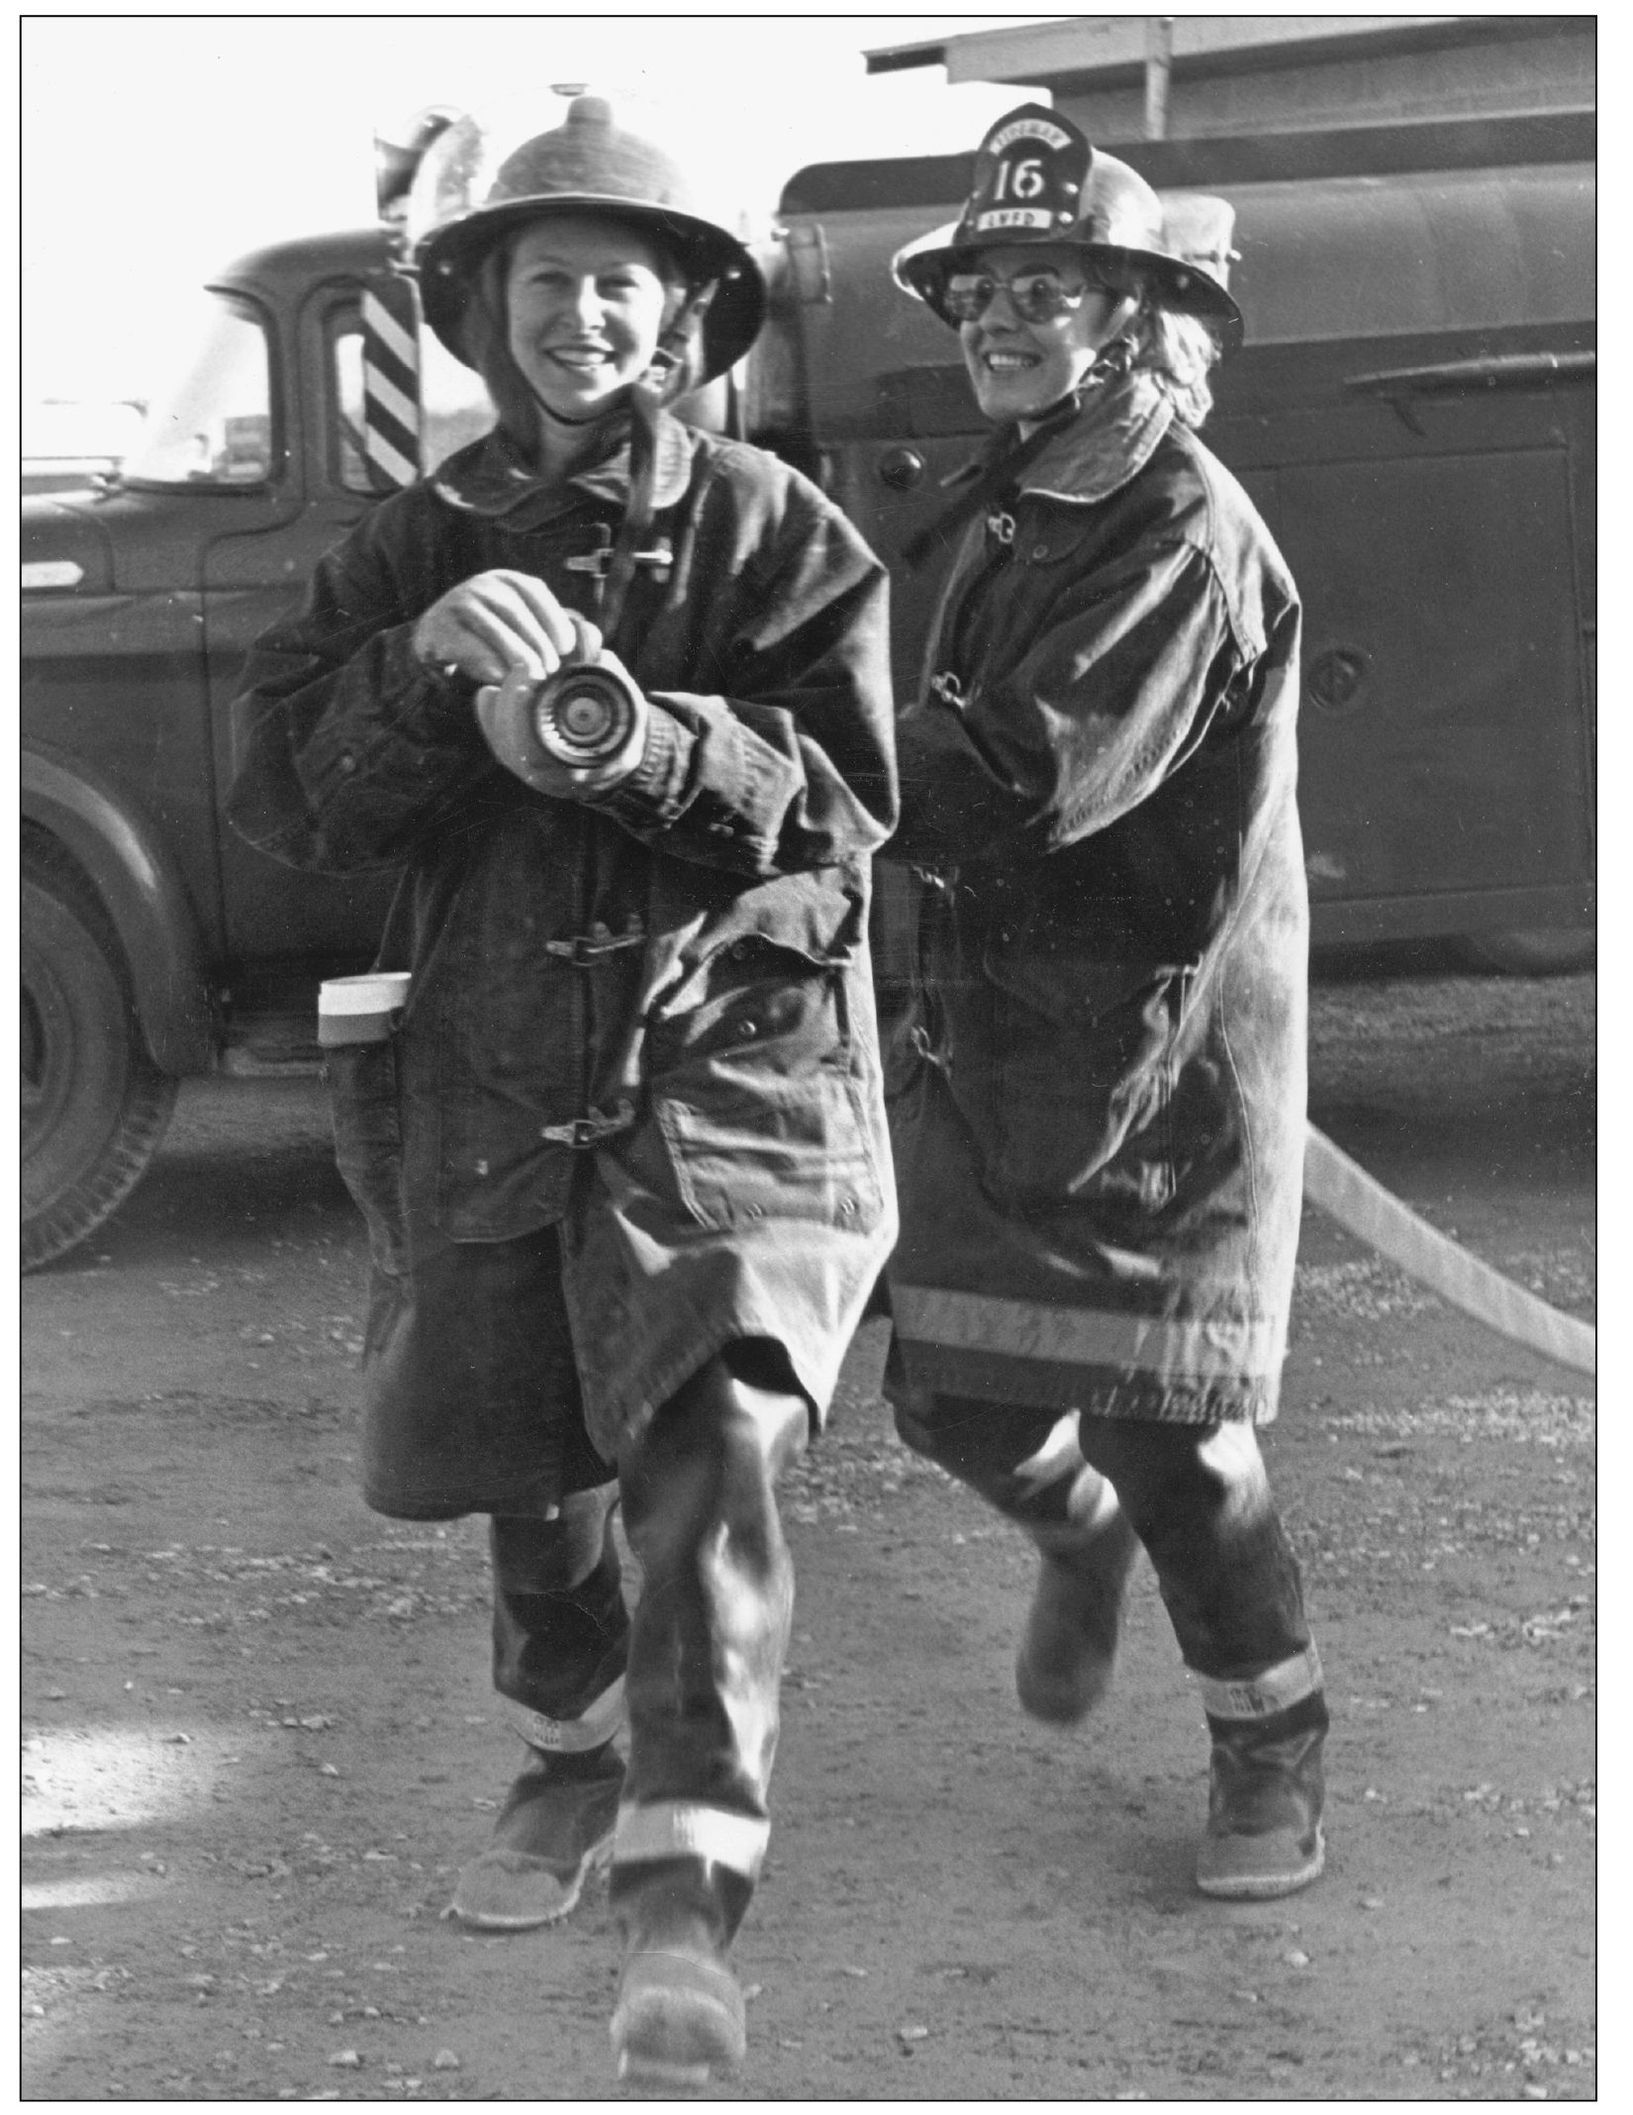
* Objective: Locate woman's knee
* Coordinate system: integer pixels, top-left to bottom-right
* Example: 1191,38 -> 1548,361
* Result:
1195,1421 -> 1273,1526
1075,1416 -> 1272,1542
490,1489 -> 618,1595
679,1347 -> 810,1481
619,1349 -> 806,1561
892,1389 -> 1099,1526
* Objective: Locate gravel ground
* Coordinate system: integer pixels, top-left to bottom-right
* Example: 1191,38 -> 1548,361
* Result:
22,967 -> 1595,2101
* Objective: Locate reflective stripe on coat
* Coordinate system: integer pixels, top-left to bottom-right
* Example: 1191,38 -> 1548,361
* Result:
883,375 -> 1307,1424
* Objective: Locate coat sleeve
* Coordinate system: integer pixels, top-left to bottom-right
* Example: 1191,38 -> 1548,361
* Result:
226,495 -> 496,874
587,475 -> 899,876
888,535 -> 1240,868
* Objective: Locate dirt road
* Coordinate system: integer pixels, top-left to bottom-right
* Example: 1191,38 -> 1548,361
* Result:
22,967 -> 1595,2101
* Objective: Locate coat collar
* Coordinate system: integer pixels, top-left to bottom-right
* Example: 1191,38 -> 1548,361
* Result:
1013,372 -> 1174,507
432,413 -> 699,527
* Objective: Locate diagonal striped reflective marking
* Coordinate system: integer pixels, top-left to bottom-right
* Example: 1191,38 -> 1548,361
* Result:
361,289 -> 417,367
365,433 -> 417,486
364,368 -> 418,431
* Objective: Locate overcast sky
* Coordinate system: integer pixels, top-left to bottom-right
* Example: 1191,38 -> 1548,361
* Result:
22,11 -> 1044,410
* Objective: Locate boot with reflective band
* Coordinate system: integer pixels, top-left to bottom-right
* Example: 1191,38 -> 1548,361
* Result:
449,1743 -> 624,1930
609,1860 -> 748,2089
1015,1509 -> 1142,1725
1194,1685 -> 1328,1900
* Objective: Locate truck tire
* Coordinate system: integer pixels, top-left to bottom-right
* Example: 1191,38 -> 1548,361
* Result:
21,852 -> 179,1270
1462,927 -> 1596,976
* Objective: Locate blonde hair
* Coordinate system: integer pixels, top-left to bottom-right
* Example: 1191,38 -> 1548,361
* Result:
1126,301 -> 1222,430
1077,257 -> 1223,429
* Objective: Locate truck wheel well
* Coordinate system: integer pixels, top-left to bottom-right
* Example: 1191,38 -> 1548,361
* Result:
21,837 -> 180,1268
21,821 -> 133,996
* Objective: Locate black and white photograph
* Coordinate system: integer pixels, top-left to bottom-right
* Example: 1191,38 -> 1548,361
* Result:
21,12 -> 1596,2101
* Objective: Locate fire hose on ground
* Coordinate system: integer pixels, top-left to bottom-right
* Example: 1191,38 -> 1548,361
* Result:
1302,1126 -> 1596,1378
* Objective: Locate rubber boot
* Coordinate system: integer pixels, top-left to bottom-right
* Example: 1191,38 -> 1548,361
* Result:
449,1740 -> 625,1930
605,1345 -> 807,2086
609,1858 -> 749,2090
1015,1505 -> 1142,1724
1195,1688 -> 1328,1900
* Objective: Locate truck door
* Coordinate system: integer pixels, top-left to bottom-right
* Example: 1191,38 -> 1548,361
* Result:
201,272 -> 400,999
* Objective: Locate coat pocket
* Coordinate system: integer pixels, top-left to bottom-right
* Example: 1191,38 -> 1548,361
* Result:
976,943 -> 1190,1215
656,1072 -> 884,1233
649,939 -> 885,1234
982,942 -> 1178,1032
326,1040 -> 408,1278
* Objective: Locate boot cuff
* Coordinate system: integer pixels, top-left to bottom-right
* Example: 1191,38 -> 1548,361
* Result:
1191,1645 -> 1323,1722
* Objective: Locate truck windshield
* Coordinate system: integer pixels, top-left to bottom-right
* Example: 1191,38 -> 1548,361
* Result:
123,292 -> 274,488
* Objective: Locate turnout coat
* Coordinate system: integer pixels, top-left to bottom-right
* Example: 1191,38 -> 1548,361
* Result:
229,416 -> 897,1510
883,372 -> 1308,1425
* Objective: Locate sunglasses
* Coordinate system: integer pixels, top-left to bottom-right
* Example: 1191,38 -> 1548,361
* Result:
943,265 -> 1108,325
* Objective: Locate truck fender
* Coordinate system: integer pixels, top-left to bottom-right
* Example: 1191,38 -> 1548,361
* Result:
22,743 -> 215,1076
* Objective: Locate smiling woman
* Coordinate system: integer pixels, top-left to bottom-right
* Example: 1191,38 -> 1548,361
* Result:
880,101 -> 1330,1908
223,88 -> 899,2092
503,219 -> 680,430
950,244 -> 1127,423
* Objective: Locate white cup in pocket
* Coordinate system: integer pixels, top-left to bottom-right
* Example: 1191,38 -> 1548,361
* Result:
318,971 -> 412,1047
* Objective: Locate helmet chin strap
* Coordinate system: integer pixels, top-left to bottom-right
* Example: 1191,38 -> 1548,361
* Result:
531,396 -> 605,433
521,274 -> 716,436
1044,291 -> 1144,417
903,295 -> 1146,571
1094,291 -> 1143,356
486,273 -> 718,635
520,280 -> 718,639
594,278 -> 717,634
650,277 -> 719,401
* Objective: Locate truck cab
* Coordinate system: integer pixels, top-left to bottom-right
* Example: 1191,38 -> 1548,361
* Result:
21,230 -> 491,1267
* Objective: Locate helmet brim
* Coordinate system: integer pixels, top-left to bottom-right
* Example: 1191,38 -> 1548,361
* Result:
894,221 -> 1243,354
418,193 -> 767,382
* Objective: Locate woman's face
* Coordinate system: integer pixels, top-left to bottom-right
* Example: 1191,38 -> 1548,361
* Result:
505,214 -> 675,423
956,243 -> 1123,423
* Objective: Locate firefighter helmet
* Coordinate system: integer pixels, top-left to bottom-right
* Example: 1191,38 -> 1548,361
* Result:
893,103 -> 1242,351
416,95 -> 765,385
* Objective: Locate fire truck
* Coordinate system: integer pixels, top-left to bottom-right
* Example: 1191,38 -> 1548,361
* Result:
20,105 -> 1594,1269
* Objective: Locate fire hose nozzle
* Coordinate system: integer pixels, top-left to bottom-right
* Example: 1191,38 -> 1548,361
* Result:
529,660 -> 642,766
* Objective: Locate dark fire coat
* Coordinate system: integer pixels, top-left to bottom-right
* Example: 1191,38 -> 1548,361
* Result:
883,372 -> 1308,1424
229,416 -> 898,1495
